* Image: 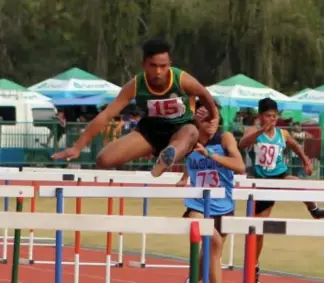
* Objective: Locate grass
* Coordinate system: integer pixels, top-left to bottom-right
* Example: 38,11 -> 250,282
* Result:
1,197 -> 323,278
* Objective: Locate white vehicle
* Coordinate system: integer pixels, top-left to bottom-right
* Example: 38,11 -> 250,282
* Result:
0,90 -> 57,165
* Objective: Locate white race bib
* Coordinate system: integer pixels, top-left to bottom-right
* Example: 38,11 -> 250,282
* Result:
195,170 -> 220,187
147,97 -> 185,119
254,143 -> 280,170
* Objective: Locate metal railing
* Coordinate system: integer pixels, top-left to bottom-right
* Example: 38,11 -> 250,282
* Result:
0,121 -> 323,178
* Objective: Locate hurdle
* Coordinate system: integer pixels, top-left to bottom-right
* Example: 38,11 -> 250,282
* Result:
221,216 -> 324,283
0,185 -> 34,264
2,168 -> 242,269
236,178 -> 324,190
36,185 -> 225,282
0,212 -> 215,283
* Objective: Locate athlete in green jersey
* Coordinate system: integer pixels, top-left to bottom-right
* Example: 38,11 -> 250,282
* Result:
52,38 -> 218,177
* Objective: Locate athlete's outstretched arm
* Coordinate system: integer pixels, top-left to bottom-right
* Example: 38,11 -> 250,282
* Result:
52,79 -> 136,161
180,72 -> 217,120
238,125 -> 269,149
195,132 -> 245,174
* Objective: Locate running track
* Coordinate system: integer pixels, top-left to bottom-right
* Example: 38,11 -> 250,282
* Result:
0,246 -> 321,283
0,180 -> 322,282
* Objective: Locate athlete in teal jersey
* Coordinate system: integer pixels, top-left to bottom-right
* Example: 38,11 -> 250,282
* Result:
52,38 -> 218,177
239,98 -> 324,283
177,101 -> 245,283
249,127 -> 288,177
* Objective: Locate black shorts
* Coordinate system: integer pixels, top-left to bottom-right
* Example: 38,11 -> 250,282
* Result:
135,117 -> 196,157
255,171 -> 288,215
183,208 -> 234,236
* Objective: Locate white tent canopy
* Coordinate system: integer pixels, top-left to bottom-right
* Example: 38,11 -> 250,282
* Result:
207,85 -> 301,110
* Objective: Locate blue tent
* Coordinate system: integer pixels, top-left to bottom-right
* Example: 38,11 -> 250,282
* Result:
52,94 -> 116,106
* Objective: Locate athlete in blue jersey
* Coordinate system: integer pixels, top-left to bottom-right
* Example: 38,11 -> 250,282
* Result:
239,97 -> 324,283
177,101 -> 245,283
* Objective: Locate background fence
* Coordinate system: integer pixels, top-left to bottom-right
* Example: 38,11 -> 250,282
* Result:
0,120 -> 323,178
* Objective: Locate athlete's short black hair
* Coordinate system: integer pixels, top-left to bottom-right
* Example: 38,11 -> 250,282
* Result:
258,98 -> 278,114
142,38 -> 171,60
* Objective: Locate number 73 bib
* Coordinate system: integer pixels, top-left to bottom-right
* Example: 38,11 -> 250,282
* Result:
147,97 -> 185,119
195,170 -> 220,187
254,143 -> 280,170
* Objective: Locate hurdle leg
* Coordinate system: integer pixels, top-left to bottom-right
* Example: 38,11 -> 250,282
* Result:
105,255 -> 111,283
140,197 -> 148,267
243,194 -> 255,283
28,181 -> 38,264
74,197 -> 81,283
228,233 -> 235,270
2,180 -> 10,264
118,197 -> 124,267
11,197 -> 24,283
244,226 -> 257,283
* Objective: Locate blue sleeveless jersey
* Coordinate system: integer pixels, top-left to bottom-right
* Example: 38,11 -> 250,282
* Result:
249,127 -> 287,177
184,132 -> 235,216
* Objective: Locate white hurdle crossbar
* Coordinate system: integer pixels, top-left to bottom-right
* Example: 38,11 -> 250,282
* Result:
0,212 -> 215,235
0,212 -> 214,283
38,186 -> 225,271
0,186 -> 34,263
233,189 -> 324,202
236,178 -> 324,190
39,186 -> 226,199
221,216 -> 324,237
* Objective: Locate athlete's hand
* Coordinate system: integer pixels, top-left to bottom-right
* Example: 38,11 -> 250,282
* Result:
257,123 -> 272,134
51,147 -> 80,161
303,157 -> 313,176
194,143 -> 209,157
195,107 -> 208,122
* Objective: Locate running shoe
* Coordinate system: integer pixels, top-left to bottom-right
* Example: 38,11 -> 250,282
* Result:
151,146 -> 176,177
309,207 -> 324,219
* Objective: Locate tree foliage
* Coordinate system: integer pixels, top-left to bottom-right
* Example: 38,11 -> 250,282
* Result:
0,0 -> 323,93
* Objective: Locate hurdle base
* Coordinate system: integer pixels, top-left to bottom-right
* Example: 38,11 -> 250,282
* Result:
0,259 -> 8,264
19,258 -> 119,267
129,260 -> 189,269
117,262 -> 123,268
19,258 -> 34,265
129,260 -> 233,270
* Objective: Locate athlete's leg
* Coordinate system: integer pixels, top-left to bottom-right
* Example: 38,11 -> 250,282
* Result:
151,123 -> 198,177
285,175 -> 324,218
96,131 -> 154,169
254,202 -> 274,283
185,210 -> 223,283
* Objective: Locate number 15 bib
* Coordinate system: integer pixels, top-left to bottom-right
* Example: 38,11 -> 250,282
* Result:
254,143 -> 280,170
147,97 -> 185,119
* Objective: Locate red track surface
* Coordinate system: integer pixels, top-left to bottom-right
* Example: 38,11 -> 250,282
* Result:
0,180 -> 322,282
0,246 -> 320,283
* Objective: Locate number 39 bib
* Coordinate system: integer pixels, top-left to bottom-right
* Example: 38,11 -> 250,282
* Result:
147,98 -> 185,119
254,143 -> 280,170
195,170 -> 220,187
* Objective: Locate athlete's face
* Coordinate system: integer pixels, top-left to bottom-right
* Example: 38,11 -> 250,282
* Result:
142,53 -> 171,87
259,110 -> 278,127
195,106 -> 220,136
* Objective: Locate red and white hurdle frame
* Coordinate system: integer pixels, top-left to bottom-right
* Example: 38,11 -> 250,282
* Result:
0,168 -> 126,268
1,166 -> 323,272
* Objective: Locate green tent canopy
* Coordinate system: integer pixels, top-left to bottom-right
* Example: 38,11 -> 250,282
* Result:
54,67 -> 100,80
314,85 -> 324,92
216,74 -> 268,88
0,78 -> 26,91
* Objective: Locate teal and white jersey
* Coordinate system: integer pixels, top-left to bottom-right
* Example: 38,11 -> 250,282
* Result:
249,127 -> 288,177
